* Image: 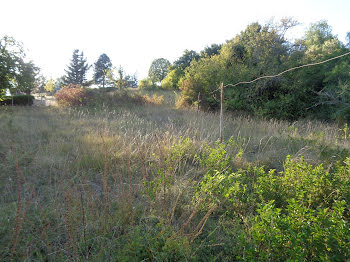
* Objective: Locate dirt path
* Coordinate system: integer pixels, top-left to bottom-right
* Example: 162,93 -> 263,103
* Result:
33,95 -> 57,106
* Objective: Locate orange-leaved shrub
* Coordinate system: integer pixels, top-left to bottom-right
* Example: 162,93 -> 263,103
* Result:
55,85 -> 91,106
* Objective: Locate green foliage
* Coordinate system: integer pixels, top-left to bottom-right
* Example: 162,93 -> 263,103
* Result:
44,78 -> 56,93
0,36 -> 23,98
339,123 -> 350,139
118,224 -> 191,261
200,141 -> 232,173
162,50 -> 203,90
144,137 -> 196,202
161,68 -> 183,90
148,58 -> 171,84
0,36 -> 39,99
125,74 -> 138,88
106,66 -> 137,89
0,95 -> 34,105
177,54 -> 224,109
33,74 -> 47,94
198,169 -> 247,209
115,66 -> 127,89
197,153 -> 350,260
318,81 -> 350,122
173,50 -> 200,71
200,43 -> 222,58
94,53 -> 113,88
177,19 -> 350,121
64,49 -> 90,86
15,60 -> 39,95
255,156 -> 348,209
138,78 -> 155,89
250,200 -> 349,261
304,20 -> 336,52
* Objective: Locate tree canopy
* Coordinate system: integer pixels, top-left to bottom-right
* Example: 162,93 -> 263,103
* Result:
200,44 -> 222,58
176,19 -> 350,121
148,58 -> 171,84
15,60 -> 39,94
44,79 -> 56,93
173,50 -> 200,70
64,49 -> 90,86
94,53 -> 112,88
106,65 -> 138,89
0,36 -> 39,98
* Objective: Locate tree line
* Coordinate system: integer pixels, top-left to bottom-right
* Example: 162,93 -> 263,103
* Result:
2,18 -> 349,121
150,19 -> 350,121
0,39 -> 138,99
44,50 -> 138,93
139,46 -> 222,89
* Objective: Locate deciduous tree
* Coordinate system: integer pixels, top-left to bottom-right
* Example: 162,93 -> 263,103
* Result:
0,36 -> 40,99
0,36 -> 24,99
177,19 -> 350,121
44,79 -> 56,93
161,50 -> 201,90
200,44 -> 222,58
16,60 -> 39,95
126,74 -> 138,88
148,58 -> 171,84
161,68 -> 182,90
173,50 -> 200,70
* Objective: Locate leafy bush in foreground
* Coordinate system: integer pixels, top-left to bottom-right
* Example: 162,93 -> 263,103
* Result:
196,148 -> 349,260
251,199 -> 349,261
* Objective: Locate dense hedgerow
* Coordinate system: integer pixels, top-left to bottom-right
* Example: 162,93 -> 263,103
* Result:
0,95 -> 34,106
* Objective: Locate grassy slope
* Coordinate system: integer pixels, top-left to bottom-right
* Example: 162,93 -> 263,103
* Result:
0,90 -> 349,260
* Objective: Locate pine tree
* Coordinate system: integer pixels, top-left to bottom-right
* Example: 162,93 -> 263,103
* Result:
94,53 -> 112,88
64,49 -> 89,86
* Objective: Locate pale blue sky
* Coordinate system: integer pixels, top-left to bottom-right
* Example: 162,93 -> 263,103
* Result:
1,0 -> 349,80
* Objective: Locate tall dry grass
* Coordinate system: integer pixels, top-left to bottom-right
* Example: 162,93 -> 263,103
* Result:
0,92 -> 349,260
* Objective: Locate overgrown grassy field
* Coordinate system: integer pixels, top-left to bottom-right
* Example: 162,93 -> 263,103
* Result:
1,90 -> 349,261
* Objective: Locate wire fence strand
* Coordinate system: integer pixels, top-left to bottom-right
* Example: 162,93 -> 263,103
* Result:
223,51 -> 350,88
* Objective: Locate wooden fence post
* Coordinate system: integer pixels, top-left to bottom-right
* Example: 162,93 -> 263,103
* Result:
196,92 -> 201,122
197,92 -> 201,113
219,83 -> 224,143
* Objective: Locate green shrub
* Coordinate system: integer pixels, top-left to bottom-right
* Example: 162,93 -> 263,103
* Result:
0,95 -> 34,106
118,225 -> 191,261
161,68 -> 183,90
255,156 -> 349,209
196,153 -> 349,260
138,78 -> 156,90
250,200 -> 349,261
200,142 -> 231,173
